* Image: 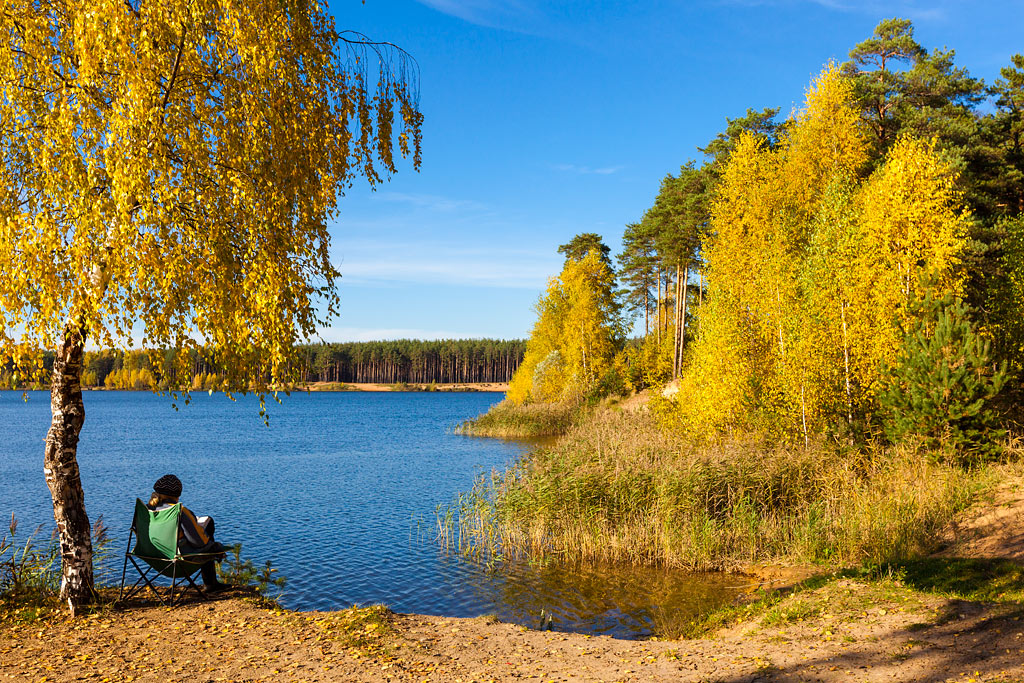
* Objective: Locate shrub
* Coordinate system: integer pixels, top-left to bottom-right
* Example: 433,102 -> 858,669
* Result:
456,400 -> 577,438
218,543 -> 287,600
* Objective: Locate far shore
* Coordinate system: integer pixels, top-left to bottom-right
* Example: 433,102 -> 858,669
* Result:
3,382 -> 509,393
300,381 -> 509,393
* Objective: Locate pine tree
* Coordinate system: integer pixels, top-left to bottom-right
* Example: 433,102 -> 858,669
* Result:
557,233 -> 613,267
879,292 -> 1007,459
841,18 -> 984,170
617,222 -> 659,335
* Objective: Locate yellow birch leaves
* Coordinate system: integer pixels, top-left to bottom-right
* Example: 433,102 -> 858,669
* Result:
508,251 -> 621,405
663,65 -> 969,437
0,1 -> 422,393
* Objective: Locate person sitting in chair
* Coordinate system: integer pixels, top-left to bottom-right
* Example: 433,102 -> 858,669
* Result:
147,474 -> 229,593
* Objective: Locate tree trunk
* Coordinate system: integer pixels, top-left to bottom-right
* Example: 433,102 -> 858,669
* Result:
673,263 -> 682,379
656,266 -> 663,345
800,380 -> 808,448
841,302 -> 853,426
680,265 -> 689,358
44,323 -> 94,614
698,268 -> 704,336
644,284 -> 649,336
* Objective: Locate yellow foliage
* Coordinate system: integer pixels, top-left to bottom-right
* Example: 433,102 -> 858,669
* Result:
665,293 -> 754,434
0,2 -> 422,396
853,136 -> 968,379
621,332 -> 674,392
661,65 -> 968,438
507,251 -> 621,405
783,63 -> 868,213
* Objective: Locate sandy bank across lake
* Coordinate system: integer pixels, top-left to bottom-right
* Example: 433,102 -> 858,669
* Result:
302,382 -> 509,392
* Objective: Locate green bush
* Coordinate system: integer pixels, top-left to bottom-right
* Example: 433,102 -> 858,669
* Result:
218,543 -> 287,599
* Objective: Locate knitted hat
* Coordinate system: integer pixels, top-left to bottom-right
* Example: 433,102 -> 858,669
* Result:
153,474 -> 182,498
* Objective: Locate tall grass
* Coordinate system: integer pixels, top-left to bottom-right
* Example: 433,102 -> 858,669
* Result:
456,400 -> 577,438
1,514 -> 114,616
446,410 -> 988,570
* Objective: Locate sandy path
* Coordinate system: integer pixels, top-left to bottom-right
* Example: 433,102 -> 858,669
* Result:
940,474 -> 1024,561
2,583 -> 1022,682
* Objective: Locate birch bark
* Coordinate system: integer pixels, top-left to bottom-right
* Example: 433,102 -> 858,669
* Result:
43,324 -> 94,614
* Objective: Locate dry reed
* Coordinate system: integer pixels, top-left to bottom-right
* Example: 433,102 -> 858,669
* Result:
456,400 -> 577,438
446,409 -> 986,570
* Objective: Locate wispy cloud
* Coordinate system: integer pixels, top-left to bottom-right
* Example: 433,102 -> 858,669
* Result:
414,0 -> 543,31
552,163 -> 624,175
717,0 -> 952,21
374,192 -> 491,213
334,241 -> 558,290
313,326 -> 490,342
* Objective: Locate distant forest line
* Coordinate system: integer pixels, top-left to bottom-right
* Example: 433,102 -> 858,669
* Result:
3,339 -> 526,390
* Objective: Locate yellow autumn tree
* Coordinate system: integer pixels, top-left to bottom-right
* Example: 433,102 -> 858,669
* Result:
849,135 -> 969,391
0,1 -> 422,610
666,66 -> 867,436
508,250 -> 622,405
660,64 -> 967,439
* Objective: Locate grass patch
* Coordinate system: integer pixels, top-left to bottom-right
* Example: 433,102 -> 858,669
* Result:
448,409 -> 1009,572
669,572 -> 929,639
0,599 -> 61,627
672,556 -> 1024,640
456,400 -> 578,438
310,604 -> 396,658
861,558 -> 1024,603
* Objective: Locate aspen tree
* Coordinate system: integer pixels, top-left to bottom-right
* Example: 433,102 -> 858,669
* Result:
0,1 -> 422,611
855,135 -> 968,382
666,66 -> 969,439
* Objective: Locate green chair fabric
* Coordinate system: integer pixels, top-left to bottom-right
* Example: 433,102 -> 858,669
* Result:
129,499 -> 208,577
117,498 -> 214,606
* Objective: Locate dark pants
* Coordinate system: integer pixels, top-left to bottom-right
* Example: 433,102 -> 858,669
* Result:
200,560 -> 218,586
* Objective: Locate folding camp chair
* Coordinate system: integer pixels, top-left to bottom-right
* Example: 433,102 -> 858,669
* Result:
117,499 -> 218,606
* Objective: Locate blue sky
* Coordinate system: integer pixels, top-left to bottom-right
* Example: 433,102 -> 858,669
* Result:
319,0 -> 1024,342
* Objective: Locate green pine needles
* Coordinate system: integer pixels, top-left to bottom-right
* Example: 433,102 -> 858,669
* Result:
879,292 -> 1008,460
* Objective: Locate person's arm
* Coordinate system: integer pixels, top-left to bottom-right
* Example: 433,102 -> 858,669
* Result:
179,505 -> 211,548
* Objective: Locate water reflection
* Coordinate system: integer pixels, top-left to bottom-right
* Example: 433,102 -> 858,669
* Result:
444,554 -> 740,639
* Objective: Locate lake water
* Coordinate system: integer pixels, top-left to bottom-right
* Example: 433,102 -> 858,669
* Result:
0,390 -> 738,638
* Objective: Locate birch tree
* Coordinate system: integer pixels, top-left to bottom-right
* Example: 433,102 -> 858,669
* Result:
508,250 -> 622,404
0,0 -> 422,611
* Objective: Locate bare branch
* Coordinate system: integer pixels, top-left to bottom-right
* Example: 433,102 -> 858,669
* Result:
160,23 -> 188,119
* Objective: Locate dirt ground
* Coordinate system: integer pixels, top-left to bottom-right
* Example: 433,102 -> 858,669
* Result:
2,476 -> 1023,683
938,475 -> 1024,562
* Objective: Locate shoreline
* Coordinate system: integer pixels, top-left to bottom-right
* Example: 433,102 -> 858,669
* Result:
2,475 -> 1022,681
302,381 -> 509,393
3,572 -> 1021,682
2,382 -> 509,393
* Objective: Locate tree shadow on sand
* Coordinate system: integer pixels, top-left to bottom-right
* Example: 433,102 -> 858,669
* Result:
711,557 -> 1024,683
